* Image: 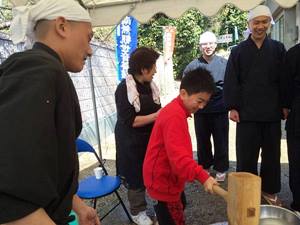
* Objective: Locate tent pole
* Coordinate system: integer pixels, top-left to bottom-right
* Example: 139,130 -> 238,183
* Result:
87,56 -> 103,160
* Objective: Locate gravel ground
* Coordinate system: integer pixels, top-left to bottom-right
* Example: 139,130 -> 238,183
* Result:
78,121 -> 292,225
79,158 -> 292,225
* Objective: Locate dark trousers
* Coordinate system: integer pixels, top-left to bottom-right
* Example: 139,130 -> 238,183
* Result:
154,193 -> 186,225
236,121 -> 281,194
287,127 -> 300,211
194,112 -> 229,172
127,188 -> 147,215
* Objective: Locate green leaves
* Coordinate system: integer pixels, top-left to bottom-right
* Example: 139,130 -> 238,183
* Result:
138,5 -> 247,79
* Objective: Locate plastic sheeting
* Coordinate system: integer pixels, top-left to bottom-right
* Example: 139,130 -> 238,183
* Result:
0,33 -> 118,150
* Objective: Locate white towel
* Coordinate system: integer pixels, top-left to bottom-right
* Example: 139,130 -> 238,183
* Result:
126,74 -> 160,112
10,0 -> 91,45
248,5 -> 274,24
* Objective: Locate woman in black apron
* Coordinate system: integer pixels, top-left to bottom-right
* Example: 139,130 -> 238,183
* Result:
115,47 -> 161,225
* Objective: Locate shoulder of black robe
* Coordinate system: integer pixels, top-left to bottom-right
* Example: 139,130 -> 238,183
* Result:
223,43 -> 243,110
115,79 -> 136,127
0,46 -> 71,223
285,43 -> 300,108
270,39 -> 288,109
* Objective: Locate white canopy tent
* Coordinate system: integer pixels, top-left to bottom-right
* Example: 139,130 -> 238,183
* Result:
6,0 -> 298,158
9,0 -> 299,27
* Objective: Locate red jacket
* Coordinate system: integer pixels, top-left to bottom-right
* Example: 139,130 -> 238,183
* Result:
143,96 -> 209,202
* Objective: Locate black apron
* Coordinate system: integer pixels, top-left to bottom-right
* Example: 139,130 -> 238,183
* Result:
115,86 -> 161,189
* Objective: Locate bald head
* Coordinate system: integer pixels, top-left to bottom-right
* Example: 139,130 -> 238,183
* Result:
32,16 -> 93,73
34,20 -> 53,41
10,0 -> 91,45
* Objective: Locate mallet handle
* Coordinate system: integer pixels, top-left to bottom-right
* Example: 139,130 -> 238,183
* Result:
213,185 -> 228,202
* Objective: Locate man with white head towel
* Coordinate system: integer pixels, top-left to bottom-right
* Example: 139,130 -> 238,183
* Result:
0,0 -> 100,224
224,5 -> 287,206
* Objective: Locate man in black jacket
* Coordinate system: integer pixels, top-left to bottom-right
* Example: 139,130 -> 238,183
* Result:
0,0 -> 100,224
285,43 -> 300,214
224,5 -> 287,206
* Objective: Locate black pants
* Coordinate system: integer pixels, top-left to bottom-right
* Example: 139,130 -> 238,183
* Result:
194,112 -> 229,172
287,121 -> 300,211
154,192 -> 186,225
236,121 -> 281,194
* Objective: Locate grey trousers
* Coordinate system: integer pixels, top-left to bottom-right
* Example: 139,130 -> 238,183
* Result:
127,188 -> 147,215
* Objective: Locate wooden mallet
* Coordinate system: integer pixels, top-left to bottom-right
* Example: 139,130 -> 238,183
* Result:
213,172 -> 261,225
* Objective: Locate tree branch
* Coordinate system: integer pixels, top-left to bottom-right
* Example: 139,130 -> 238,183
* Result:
0,21 -> 11,30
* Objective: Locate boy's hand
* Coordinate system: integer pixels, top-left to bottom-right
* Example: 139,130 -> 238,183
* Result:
229,109 -> 240,122
282,108 -> 289,120
203,177 -> 219,194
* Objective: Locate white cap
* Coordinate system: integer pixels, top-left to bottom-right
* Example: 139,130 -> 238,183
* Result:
10,0 -> 91,45
199,31 -> 217,44
248,5 -> 275,24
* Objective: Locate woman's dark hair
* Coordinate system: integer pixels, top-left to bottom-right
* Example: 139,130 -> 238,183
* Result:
180,67 -> 215,95
128,47 -> 160,75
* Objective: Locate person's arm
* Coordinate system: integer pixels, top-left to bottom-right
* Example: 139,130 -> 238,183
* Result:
223,48 -> 241,119
5,209 -> 55,225
162,115 -> 209,184
278,43 -> 289,120
72,195 -> 100,225
115,81 -> 160,128
162,115 -> 218,193
0,54 -> 63,223
115,82 -> 137,127
203,177 -> 219,194
132,109 -> 160,127
282,45 -> 297,115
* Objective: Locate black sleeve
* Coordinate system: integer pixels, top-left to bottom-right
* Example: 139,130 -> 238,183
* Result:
277,43 -> 288,108
223,47 -> 240,110
115,81 -> 136,127
182,63 -> 191,77
0,53 -> 61,223
284,46 -> 297,108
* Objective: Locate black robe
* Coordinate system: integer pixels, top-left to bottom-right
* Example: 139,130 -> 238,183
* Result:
224,36 -> 286,122
285,43 -> 300,136
285,43 -> 300,211
114,78 -> 161,189
0,42 -> 82,224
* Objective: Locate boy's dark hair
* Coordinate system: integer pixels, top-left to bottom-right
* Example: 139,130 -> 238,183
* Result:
128,47 -> 160,75
180,67 -> 215,95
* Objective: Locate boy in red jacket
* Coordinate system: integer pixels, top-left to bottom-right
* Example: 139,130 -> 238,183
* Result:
143,67 -> 218,225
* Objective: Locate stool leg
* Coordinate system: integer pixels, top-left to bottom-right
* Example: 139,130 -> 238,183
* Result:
115,191 -> 133,222
93,198 -> 97,209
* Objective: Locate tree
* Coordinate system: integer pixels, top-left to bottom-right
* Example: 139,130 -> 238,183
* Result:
138,10 -> 209,79
216,4 -> 248,48
93,26 -> 115,44
138,5 -> 247,79
0,0 -> 12,32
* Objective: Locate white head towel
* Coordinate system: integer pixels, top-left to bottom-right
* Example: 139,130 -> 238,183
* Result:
10,0 -> 91,45
248,5 -> 275,24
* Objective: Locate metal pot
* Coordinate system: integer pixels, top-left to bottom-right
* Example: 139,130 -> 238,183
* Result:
260,205 -> 300,225
211,205 -> 300,225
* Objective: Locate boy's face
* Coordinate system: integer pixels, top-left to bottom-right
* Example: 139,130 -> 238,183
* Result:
180,89 -> 211,114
